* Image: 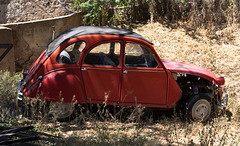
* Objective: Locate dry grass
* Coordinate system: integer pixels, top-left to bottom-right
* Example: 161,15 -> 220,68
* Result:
133,22 -> 239,145
134,22 -> 239,112
59,22 -> 240,145
0,22 -> 239,145
51,22 -> 240,145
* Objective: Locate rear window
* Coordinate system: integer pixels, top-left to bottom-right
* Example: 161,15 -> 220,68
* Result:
57,41 -> 86,64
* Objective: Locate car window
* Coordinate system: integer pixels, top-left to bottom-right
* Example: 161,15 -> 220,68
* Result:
125,43 -> 158,68
57,41 -> 86,64
84,42 -> 121,67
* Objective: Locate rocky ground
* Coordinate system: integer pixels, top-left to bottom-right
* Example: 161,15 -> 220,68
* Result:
1,0 -> 72,24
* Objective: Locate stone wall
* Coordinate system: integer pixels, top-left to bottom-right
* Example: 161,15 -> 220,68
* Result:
0,0 -> 72,24
0,0 -> 9,24
0,13 -> 82,72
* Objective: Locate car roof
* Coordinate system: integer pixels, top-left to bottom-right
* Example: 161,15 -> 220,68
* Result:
46,26 -> 153,57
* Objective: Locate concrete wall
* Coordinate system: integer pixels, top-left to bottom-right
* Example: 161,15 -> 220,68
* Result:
0,13 -> 83,72
0,27 -> 15,72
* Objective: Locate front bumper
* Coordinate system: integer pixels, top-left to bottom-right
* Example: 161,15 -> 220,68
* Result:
17,79 -> 23,101
220,93 -> 228,110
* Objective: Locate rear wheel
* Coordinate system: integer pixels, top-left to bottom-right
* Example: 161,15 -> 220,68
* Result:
187,94 -> 211,122
49,102 -> 76,122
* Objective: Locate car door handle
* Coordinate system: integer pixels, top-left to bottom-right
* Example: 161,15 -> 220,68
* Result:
123,70 -> 128,74
81,67 -> 87,71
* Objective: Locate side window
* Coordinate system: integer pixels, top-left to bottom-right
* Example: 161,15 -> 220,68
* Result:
125,43 -> 158,68
57,41 -> 86,64
84,42 -> 121,67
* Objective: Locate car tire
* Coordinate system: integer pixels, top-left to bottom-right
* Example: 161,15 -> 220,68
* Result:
186,94 -> 212,122
49,102 -> 77,122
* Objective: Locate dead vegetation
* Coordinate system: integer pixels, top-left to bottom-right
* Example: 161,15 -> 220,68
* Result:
0,20 -> 239,145
0,0 -> 240,145
133,22 -> 240,145
58,21 -> 239,145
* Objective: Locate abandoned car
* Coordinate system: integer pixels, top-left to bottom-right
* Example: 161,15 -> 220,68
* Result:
17,26 -> 228,122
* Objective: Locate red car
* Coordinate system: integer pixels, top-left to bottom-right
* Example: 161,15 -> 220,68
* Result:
18,26 -> 228,122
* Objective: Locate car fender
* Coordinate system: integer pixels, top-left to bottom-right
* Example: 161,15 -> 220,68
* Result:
25,69 -> 85,103
161,59 -> 224,85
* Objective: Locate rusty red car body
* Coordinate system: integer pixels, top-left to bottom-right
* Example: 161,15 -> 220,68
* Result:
18,26 -> 227,121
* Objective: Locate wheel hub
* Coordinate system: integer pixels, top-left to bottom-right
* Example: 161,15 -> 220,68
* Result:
192,99 -> 211,121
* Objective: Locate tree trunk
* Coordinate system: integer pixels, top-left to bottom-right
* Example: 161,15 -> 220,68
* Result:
149,0 -> 155,23
131,0 -> 136,23
233,0 -> 240,23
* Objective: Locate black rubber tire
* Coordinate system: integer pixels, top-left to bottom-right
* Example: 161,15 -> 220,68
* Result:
48,102 -> 77,122
186,93 -> 212,122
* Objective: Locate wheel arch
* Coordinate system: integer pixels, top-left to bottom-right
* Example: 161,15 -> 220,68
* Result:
171,72 -> 220,109
28,70 -> 86,104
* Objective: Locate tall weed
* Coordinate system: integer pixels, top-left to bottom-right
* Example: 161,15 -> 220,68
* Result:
0,70 -> 22,120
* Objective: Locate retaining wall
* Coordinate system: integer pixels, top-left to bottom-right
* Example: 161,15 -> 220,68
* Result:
0,13 -> 83,72
0,27 -> 15,72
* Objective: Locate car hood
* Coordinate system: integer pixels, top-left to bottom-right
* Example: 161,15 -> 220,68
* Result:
161,59 -> 221,84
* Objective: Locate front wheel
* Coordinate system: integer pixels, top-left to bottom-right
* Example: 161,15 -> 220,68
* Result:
187,94 -> 212,122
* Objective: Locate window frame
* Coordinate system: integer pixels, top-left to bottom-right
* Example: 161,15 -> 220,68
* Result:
56,41 -> 86,65
124,42 -> 159,68
83,41 -> 122,67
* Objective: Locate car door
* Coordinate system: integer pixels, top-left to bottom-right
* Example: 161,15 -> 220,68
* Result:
121,42 -> 168,105
81,41 -> 122,102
